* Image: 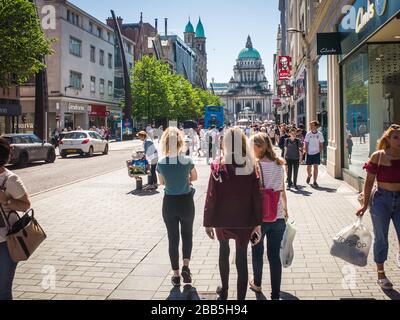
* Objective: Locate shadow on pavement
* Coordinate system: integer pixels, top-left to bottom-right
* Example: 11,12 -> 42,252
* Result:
127,189 -> 160,197
290,187 -> 313,197
167,285 -> 201,300
280,291 -> 300,300
311,186 -> 337,193
382,288 -> 400,300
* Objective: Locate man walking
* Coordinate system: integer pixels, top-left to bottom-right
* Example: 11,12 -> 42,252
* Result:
305,121 -> 325,188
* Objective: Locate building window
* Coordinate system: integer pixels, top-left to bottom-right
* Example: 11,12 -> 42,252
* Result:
69,37 -> 82,57
99,50 -> 104,66
67,10 -> 79,26
97,27 -> 102,38
89,22 -> 93,33
108,81 -> 113,96
69,71 -> 82,89
90,76 -> 96,93
99,79 -> 105,94
108,53 -> 113,68
236,103 -> 241,113
90,46 -> 96,63
107,32 -> 112,43
256,102 -> 262,113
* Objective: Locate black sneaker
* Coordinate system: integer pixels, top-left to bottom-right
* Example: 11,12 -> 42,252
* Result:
216,286 -> 228,300
313,182 -> 319,188
171,276 -> 181,287
294,185 -> 299,190
286,185 -> 291,190
181,266 -> 192,284
306,177 -> 311,184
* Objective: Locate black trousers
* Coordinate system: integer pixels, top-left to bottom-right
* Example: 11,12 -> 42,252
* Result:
148,164 -> 158,185
162,193 -> 195,271
286,159 -> 300,186
219,240 -> 248,300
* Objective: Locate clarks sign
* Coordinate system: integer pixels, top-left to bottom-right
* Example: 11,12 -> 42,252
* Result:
317,33 -> 342,55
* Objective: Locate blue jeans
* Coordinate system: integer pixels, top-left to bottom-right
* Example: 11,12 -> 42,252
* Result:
251,219 -> 286,300
370,188 -> 400,264
0,242 -> 17,300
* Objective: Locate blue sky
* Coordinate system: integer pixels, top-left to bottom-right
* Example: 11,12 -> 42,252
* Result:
69,0 -> 280,85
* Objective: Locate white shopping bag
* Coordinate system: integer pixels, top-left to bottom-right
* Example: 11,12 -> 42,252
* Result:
330,217 -> 372,267
280,219 -> 297,268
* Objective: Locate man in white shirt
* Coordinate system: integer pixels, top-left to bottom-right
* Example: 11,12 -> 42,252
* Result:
304,120 -> 325,188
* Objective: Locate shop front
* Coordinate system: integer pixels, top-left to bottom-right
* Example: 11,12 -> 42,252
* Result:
62,102 -> 89,130
107,109 -> 122,141
0,101 -> 22,135
338,0 -> 400,187
294,67 -> 307,126
89,105 -> 107,129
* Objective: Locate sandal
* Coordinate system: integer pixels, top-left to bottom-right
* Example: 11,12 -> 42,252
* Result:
377,272 -> 393,290
249,280 -> 262,293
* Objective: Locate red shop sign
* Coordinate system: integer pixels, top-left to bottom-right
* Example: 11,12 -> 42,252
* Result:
89,105 -> 107,117
278,56 -> 292,81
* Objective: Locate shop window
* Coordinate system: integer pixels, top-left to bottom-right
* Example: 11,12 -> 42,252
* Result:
69,37 -> 82,57
342,46 -> 369,178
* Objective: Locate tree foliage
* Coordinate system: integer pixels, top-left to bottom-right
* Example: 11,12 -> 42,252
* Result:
0,0 -> 53,87
131,56 -> 222,122
346,82 -> 368,105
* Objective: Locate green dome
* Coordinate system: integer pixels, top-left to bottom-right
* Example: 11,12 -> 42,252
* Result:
238,48 -> 261,60
195,18 -> 205,38
238,36 -> 261,60
185,20 -> 194,33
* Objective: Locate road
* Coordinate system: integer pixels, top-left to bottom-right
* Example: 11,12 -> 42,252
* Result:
8,140 -> 143,195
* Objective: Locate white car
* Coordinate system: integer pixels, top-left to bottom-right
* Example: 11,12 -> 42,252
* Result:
59,131 -> 109,158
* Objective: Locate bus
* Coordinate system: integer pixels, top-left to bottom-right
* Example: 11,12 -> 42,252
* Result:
204,106 -> 224,129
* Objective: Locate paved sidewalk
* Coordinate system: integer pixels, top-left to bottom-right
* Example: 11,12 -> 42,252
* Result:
12,157 -> 400,300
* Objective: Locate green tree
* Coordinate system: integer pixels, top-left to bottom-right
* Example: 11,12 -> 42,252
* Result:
346,82 -> 368,105
131,56 -> 222,122
0,0 -> 53,87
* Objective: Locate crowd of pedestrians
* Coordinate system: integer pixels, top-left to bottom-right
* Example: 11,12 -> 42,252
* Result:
1,120 -> 399,301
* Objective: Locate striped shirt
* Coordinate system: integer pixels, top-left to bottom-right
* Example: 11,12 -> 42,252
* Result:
259,161 -> 285,220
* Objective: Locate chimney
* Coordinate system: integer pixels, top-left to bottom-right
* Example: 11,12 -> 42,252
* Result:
165,18 -> 168,36
155,18 -> 158,33
117,16 -> 123,27
106,17 -> 114,27
140,12 -> 143,24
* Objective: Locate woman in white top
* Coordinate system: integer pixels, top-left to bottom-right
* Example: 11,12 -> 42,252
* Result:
0,137 -> 31,300
249,133 -> 289,300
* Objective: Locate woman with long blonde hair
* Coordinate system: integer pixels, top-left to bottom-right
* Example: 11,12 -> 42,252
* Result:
204,127 -> 262,300
156,127 -> 198,287
357,124 -> 400,290
249,133 -> 289,300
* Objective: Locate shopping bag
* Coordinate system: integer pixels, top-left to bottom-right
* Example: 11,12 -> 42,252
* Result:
280,219 -> 296,268
330,217 -> 372,267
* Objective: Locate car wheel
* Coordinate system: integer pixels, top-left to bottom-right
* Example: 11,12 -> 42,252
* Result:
61,151 -> 67,159
103,144 -> 109,155
46,149 -> 56,163
18,153 -> 29,168
86,146 -> 94,157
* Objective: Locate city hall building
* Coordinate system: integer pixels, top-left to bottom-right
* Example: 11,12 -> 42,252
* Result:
217,36 -> 273,124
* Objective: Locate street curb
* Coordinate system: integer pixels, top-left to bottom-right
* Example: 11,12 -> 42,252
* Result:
30,166 -> 126,198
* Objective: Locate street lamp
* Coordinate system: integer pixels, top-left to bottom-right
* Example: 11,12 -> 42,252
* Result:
287,28 -> 306,39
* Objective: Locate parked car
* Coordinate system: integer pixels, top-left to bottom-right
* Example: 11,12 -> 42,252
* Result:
1,133 -> 56,168
59,131 -> 109,158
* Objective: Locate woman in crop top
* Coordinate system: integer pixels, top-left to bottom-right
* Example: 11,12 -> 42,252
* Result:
357,124 -> 400,290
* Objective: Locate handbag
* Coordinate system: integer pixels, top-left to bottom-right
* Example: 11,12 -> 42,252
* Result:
0,176 -> 46,263
257,162 -> 280,223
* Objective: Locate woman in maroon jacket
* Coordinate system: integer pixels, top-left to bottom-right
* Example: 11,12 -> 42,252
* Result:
204,127 -> 262,300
